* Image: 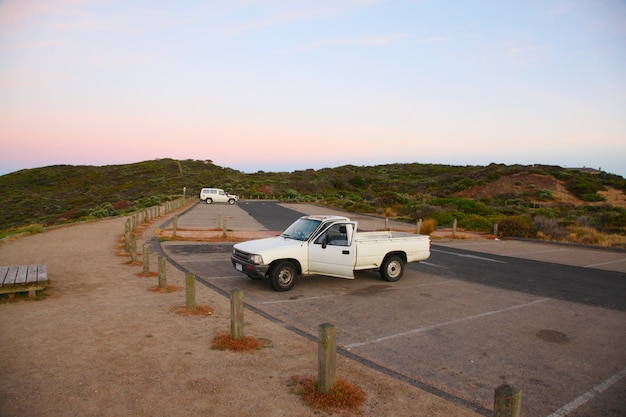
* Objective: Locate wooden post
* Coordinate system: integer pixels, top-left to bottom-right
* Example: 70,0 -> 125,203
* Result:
385,218 -> 389,231
186,272 -> 196,309
494,384 -> 521,417
124,219 -> 131,252
417,218 -> 422,234
158,255 -> 166,288
230,289 -> 244,340
142,243 -> 150,274
130,236 -> 137,263
222,219 -> 227,238
493,223 -> 499,237
318,323 -> 336,393
452,218 -> 457,235
172,215 -> 178,238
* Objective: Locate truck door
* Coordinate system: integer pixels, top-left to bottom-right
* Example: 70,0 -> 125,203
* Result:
308,222 -> 356,279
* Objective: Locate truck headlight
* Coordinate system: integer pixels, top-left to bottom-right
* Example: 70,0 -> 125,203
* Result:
249,254 -> 263,264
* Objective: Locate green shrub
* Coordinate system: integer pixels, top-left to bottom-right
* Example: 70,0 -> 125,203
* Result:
458,214 -> 494,232
498,216 -> 533,238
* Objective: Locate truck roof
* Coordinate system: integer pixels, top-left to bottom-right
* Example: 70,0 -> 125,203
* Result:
301,215 -> 350,222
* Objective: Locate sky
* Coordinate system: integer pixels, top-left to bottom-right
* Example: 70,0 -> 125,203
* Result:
1,0 -> 625,177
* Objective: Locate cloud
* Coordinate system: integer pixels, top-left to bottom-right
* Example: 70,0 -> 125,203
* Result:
414,36 -> 448,45
292,33 -> 409,52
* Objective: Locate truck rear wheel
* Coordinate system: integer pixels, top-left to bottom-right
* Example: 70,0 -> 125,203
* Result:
205,198 -> 213,204
269,261 -> 297,291
228,199 -> 236,205
380,255 -> 404,282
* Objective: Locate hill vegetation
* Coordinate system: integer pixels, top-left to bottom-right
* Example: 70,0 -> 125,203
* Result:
1,159 -> 625,247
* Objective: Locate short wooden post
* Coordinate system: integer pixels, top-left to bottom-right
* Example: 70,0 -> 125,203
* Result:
158,256 -> 166,288
417,218 -> 422,234
452,218 -> 457,235
493,223 -> 499,237
230,289 -> 244,340
385,218 -> 389,231
130,236 -> 137,263
222,219 -> 227,238
142,243 -> 150,274
124,219 -> 131,252
172,215 -> 178,238
186,272 -> 196,309
494,384 -> 521,417
318,323 -> 336,393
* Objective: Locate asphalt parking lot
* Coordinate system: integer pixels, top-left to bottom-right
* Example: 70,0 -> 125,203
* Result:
158,201 -> 626,417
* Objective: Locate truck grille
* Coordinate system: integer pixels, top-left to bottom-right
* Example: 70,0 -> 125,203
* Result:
232,249 -> 250,263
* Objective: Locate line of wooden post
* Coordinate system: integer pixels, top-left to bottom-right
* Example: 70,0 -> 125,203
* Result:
186,272 -> 195,309
231,289 -> 244,340
494,384 -> 522,417
142,243 -> 150,274
318,323 -> 337,393
158,255 -> 166,288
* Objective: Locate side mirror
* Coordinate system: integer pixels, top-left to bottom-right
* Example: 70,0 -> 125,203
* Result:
321,234 -> 330,249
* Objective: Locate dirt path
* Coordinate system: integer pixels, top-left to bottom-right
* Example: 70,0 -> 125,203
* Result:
0,211 -> 481,417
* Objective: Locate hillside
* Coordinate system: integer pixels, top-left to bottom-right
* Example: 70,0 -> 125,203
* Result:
1,159 -> 625,246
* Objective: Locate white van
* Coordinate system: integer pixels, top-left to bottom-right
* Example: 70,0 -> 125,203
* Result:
199,188 -> 238,204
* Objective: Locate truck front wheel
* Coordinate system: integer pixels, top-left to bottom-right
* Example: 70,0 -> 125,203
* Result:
380,255 -> 404,282
269,261 -> 297,291
205,198 -> 213,204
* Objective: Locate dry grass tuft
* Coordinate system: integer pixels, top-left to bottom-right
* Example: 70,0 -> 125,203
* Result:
288,375 -> 366,415
148,285 -> 182,293
211,334 -> 264,352
419,218 -> 436,235
171,305 -> 214,317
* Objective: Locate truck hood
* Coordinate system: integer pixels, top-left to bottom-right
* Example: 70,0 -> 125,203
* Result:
234,236 -> 304,254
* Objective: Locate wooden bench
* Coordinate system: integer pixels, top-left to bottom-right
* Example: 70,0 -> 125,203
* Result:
0,264 -> 48,298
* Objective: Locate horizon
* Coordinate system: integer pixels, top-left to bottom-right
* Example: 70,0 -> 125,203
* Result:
0,158 -> 621,179
1,1 -> 625,178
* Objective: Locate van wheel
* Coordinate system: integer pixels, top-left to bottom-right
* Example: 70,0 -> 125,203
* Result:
205,198 -> 213,204
228,199 -> 236,205
269,261 -> 297,291
380,255 -> 404,282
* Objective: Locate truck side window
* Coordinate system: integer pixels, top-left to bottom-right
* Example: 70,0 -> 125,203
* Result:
324,224 -> 350,246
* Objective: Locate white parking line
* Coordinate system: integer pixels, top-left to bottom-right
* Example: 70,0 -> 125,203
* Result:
432,249 -> 506,263
260,294 -> 338,304
507,248 -> 572,256
345,298 -> 550,349
421,261 -> 449,269
545,367 -> 626,417
585,258 -> 626,268
385,280 -> 458,290
204,275 -> 244,280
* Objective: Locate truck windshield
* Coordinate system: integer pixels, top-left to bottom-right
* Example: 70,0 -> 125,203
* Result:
281,218 -> 322,241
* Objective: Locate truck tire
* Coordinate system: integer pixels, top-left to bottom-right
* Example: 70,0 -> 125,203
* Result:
205,198 -> 213,204
380,255 -> 404,282
269,261 -> 297,291
228,199 -> 236,205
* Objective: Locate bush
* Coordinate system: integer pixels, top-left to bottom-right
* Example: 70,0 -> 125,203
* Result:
498,216 -> 533,238
458,214 -> 494,232
532,215 -> 569,240
419,218 -> 436,235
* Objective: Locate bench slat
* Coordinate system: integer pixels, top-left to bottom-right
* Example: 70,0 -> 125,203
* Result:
15,265 -> 28,285
0,266 -> 9,285
26,264 -> 40,284
2,266 -> 19,286
37,264 -> 48,283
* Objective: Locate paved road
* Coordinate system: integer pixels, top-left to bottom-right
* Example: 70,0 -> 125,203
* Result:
157,201 -> 626,417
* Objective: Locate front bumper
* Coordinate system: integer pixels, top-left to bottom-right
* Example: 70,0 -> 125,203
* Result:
231,257 -> 269,279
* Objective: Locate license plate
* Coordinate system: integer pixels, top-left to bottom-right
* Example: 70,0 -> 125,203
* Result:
236,263 -> 243,271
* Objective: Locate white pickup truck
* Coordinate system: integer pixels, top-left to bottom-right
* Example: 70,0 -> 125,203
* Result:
231,215 -> 431,291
